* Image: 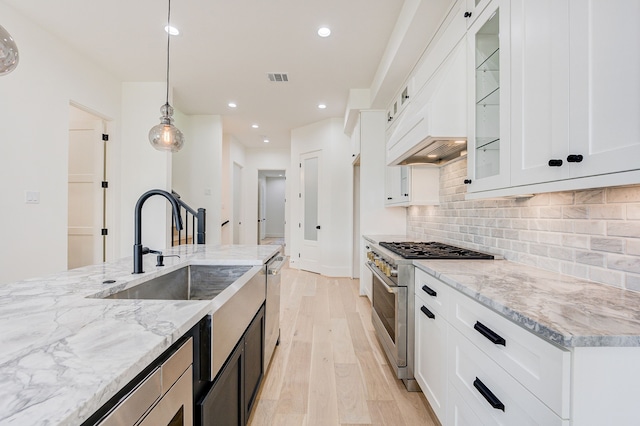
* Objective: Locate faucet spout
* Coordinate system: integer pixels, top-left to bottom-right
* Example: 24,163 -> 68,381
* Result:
133,189 -> 183,274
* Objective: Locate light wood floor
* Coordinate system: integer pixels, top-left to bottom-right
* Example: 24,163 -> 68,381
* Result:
248,266 -> 440,426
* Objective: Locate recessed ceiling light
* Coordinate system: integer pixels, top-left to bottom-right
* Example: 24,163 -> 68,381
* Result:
164,25 -> 180,36
454,140 -> 466,144
251,124 -> 259,129
427,154 -> 438,158
263,138 -> 270,143
228,102 -> 237,108
317,27 -> 331,37
318,103 -> 327,109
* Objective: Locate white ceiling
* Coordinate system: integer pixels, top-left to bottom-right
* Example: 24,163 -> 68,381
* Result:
3,0 -> 413,149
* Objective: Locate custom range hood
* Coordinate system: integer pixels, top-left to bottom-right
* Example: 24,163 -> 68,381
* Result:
386,41 -> 467,166
386,100 -> 467,166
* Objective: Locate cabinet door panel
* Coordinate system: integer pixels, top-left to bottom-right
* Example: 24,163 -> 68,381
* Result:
569,0 -> 640,177
199,343 -> 244,426
415,295 -> 448,422
510,0 -> 570,186
466,0 -> 511,193
244,307 -> 265,419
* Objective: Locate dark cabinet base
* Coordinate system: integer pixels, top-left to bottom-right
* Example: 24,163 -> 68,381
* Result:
197,304 -> 265,426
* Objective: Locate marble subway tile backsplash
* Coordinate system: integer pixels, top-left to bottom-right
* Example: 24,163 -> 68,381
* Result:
407,158 -> 640,291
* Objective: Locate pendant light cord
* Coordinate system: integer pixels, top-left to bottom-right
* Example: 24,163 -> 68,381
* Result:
165,0 -> 171,106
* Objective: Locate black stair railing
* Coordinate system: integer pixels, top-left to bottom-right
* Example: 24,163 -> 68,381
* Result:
171,190 -> 206,246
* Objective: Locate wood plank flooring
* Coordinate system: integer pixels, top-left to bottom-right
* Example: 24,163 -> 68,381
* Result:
248,266 -> 440,426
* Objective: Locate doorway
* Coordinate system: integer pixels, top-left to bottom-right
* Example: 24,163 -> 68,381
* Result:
68,105 -> 107,269
257,170 -> 286,246
233,163 -> 242,244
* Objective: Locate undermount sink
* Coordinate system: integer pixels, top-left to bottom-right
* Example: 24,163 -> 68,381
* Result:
103,265 -> 253,300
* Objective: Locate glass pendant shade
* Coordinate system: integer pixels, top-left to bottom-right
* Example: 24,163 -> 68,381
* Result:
0,24 -> 19,76
149,103 -> 184,152
148,0 -> 184,153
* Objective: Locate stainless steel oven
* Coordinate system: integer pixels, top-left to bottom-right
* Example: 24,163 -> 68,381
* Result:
368,260 -> 407,370
366,241 -> 494,392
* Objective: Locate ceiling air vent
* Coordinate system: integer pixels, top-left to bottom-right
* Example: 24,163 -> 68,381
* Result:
267,73 -> 289,82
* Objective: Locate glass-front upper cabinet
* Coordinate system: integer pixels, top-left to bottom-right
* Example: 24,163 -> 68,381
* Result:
466,0 -> 510,193
464,0 -> 493,27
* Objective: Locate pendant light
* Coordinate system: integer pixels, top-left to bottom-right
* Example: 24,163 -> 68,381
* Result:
0,24 -> 19,76
148,0 -> 184,152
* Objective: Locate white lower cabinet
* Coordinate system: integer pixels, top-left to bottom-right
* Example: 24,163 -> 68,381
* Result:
415,268 -> 569,425
447,384 -> 484,426
415,293 -> 448,420
448,326 -> 567,425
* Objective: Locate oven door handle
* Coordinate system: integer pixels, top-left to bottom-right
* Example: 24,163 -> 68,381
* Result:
366,262 -> 398,293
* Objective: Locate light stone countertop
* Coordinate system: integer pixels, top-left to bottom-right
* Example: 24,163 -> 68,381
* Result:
0,244 -> 281,426
414,259 -> 640,348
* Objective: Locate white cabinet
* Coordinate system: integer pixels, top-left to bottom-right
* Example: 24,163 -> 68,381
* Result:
386,0 -> 468,167
385,166 -> 440,206
464,0 -> 492,27
510,0 -> 571,186
415,270 -> 451,421
469,0 -> 640,196
466,0 -> 511,193
449,288 -> 570,418
567,0 -> 640,179
350,115 -> 361,163
415,268 -> 570,425
448,326 -> 567,425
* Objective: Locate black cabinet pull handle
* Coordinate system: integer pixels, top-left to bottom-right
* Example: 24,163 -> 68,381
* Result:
404,193 -> 409,197
387,197 -> 393,200
473,377 -> 505,411
474,321 -> 506,346
421,285 -> 437,297
420,305 -> 435,319
315,225 -> 321,230
567,154 -> 583,163
464,11 -> 472,18
548,159 -> 563,167
464,179 -> 472,184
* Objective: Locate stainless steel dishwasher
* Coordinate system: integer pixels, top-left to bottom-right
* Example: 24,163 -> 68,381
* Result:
265,253 -> 286,370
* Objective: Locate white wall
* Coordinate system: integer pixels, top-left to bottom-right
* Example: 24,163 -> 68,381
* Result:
0,3 -> 121,284
242,148 -> 291,253
172,114 -> 223,245
118,82 -> 174,256
290,118 -> 352,276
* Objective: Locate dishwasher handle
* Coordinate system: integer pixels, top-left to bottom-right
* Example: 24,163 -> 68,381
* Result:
268,256 -> 287,275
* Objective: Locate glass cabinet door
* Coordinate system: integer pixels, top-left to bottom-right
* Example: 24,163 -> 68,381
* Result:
466,0 -> 510,193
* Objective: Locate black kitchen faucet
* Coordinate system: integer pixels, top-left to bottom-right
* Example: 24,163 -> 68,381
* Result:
133,189 -> 183,274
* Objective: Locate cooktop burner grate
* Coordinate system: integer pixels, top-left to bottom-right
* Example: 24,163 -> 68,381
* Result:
379,241 -> 494,260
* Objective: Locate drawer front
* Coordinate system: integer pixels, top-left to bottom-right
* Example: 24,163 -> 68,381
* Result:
414,294 -> 448,422
447,383 -> 485,426
448,327 -> 568,426
449,290 -> 570,418
415,269 -> 451,318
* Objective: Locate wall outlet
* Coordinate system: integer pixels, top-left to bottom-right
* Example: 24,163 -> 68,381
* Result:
25,191 -> 40,204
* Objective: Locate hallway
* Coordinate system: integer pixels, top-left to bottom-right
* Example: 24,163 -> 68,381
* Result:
248,266 -> 439,426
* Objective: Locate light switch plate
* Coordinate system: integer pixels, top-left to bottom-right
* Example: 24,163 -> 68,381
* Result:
25,191 -> 40,204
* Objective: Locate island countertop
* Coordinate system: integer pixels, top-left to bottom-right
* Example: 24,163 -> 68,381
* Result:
0,244 -> 280,426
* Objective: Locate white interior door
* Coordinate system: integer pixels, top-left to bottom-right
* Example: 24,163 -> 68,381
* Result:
298,151 -> 321,274
68,109 -> 104,269
233,163 -> 242,244
258,178 -> 266,242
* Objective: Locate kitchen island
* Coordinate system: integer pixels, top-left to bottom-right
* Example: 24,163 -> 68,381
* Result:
0,244 -> 280,426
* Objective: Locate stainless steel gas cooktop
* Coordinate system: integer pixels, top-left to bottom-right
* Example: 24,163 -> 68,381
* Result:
379,241 -> 494,260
